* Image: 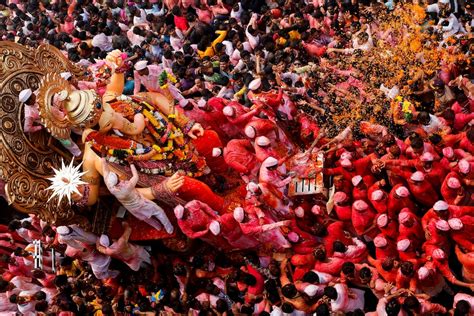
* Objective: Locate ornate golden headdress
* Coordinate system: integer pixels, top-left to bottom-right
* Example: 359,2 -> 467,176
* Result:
37,73 -> 103,139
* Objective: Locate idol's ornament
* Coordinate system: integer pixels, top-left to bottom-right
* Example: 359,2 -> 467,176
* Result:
0,41 -> 89,227
36,72 -> 103,140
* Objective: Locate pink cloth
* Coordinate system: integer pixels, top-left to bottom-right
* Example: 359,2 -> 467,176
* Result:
133,64 -> 165,94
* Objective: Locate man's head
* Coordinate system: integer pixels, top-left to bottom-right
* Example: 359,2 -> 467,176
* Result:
279,283 -> 296,298
417,111 -> 431,126
342,262 -> 355,277
323,286 -> 337,300
386,298 -> 401,316
302,270 -> 320,284
333,240 -> 347,253
359,267 -> 372,284
134,60 -> 149,75
455,300 -> 471,316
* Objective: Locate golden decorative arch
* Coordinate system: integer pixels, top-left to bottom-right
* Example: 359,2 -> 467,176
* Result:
0,41 -> 89,227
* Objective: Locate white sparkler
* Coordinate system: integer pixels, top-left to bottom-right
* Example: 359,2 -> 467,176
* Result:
47,159 -> 87,204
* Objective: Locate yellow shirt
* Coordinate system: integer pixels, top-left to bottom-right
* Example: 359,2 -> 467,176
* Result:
198,30 -> 228,58
288,30 -> 301,41
58,260 -> 82,277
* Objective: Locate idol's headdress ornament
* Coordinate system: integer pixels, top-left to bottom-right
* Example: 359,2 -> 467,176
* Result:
37,73 -> 103,139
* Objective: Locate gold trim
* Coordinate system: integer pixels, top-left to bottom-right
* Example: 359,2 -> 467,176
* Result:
0,41 -> 89,227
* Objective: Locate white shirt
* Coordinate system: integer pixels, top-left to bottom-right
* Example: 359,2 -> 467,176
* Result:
422,114 -> 446,134
453,293 -> 474,313
91,33 -> 113,52
133,9 -> 147,25
222,40 -> 234,56
438,13 -> 460,38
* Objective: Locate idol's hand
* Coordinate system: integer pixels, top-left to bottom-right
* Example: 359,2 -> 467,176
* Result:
106,50 -> 124,69
188,123 -> 204,139
166,172 -> 185,193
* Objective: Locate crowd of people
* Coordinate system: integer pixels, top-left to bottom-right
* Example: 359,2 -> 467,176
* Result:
0,0 -> 474,314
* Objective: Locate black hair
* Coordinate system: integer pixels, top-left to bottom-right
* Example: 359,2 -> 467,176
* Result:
9,294 -> 18,304
402,295 -> 420,311
382,257 -> 395,271
410,137 -> 424,150
281,302 -> 295,313
34,291 -> 47,301
282,283 -> 297,298
333,241 -> 347,253
216,299 -> 228,313
312,223 -> 328,237
102,303 -> 113,315
20,220 -> 32,229
400,261 -> 414,277
35,300 -> 48,312
352,309 -> 365,316
324,286 -> 337,300
54,274 -> 69,287
386,298 -> 401,316
302,271 -> 320,283
0,279 -> 10,292
314,247 -> 327,261
60,256 -> 73,267
241,273 -> 257,286
342,262 -> 355,276
315,303 -> 330,316
467,127 -> 474,142
429,133 -> 442,145
173,263 -> 186,276
240,304 -> 254,315
417,111 -> 430,125
455,300 -> 471,316
359,267 -> 372,280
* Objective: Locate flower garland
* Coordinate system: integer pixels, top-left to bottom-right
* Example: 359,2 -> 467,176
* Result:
89,97 -> 207,177
158,70 -> 177,89
395,95 -> 414,122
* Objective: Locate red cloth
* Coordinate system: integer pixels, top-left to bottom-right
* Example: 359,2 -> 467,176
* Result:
374,234 -> 398,260
450,215 -> 474,251
423,219 -> 450,253
224,139 -> 257,174
387,184 -> 416,217
424,162 -> 448,189
334,203 -> 352,221
178,177 -> 225,213
174,15 -> 189,31
192,130 -> 227,174
177,201 -> 232,250
302,42 -> 327,57
440,171 -> 463,204
377,214 -> 399,238
177,200 -> 217,239
352,205 -> 376,236
246,264 -> 265,295
353,185 -> 368,202
217,213 -> 259,249
391,168 -> 440,207
397,238 -> 418,261
324,155 -> 374,185
368,183 -> 388,213
398,211 -> 424,245
324,222 -> 352,255
245,119 -> 277,138
314,257 -> 345,275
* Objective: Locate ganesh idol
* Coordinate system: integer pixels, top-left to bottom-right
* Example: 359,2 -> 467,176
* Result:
37,50 -> 228,233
